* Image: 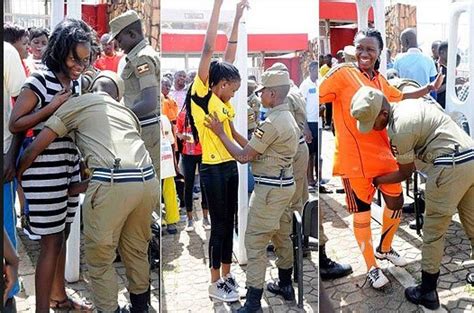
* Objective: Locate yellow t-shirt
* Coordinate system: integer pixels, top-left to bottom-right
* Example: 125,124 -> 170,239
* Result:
190,76 -> 235,164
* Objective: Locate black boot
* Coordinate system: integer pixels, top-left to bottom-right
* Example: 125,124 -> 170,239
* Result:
319,245 -> 353,280
405,271 -> 440,310
266,268 -> 295,301
129,289 -> 150,313
237,287 -> 263,313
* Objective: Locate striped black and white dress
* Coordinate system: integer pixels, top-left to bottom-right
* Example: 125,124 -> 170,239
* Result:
21,69 -> 81,236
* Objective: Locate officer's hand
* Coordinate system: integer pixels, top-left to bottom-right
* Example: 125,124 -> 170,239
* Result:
204,112 -> 224,135
50,89 -> 73,110
236,0 -> 250,19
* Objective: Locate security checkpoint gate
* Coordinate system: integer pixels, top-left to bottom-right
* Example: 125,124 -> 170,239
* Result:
446,0 -> 474,139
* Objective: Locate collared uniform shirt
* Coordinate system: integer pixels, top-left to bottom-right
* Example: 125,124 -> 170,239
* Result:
45,92 -> 152,169
388,97 -> 474,165
121,39 -> 160,117
248,103 -> 299,177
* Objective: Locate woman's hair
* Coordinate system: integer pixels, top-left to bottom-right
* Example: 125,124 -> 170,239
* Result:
209,60 -> 241,87
354,28 -> 384,70
184,85 -> 200,143
4,23 -> 28,44
28,27 -> 49,41
42,18 -> 96,74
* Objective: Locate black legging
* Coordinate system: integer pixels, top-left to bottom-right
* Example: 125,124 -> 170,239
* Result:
200,161 -> 238,269
182,154 -> 208,212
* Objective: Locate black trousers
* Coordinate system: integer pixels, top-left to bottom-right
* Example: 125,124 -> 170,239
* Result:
200,161 -> 238,268
182,154 -> 208,212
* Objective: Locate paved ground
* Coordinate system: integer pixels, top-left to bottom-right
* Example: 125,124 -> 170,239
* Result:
12,201 -> 159,312
320,129 -> 474,313
162,195 -> 319,312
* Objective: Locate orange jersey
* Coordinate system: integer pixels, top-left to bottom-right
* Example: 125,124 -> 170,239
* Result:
319,63 -> 403,178
161,94 -> 179,122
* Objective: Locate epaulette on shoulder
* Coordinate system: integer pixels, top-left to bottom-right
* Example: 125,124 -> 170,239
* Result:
324,62 -> 357,79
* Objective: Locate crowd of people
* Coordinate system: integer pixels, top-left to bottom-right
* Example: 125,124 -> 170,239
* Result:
4,9 -> 160,313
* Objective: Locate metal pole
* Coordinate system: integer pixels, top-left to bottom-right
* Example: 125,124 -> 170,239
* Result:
233,17 -> 249,265
51,0 -> 64,30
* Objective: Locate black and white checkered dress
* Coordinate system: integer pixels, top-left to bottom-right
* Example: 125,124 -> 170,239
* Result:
21,69 -> 81,236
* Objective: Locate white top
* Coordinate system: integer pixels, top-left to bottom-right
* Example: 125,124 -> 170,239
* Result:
160,115 -> 175,144
299,76 -> 320,124
3,42 -> 26,153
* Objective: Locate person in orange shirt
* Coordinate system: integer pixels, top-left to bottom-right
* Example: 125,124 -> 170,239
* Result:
319,28 -> 443,289
94,33 -> 123,72
161,77 -> 179,124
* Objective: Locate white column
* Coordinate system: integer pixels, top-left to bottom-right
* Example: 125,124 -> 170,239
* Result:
233,18 -> 249,264
63,0 -> 83,284
67,0 -> 82,19
51,0 -> 65,30
373,0 -> 387,76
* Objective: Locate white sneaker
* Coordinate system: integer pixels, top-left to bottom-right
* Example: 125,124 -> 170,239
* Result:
367,266 -> 389,289
185,219 -> 194,232
224,273 -> 245,298
209,278 -> 239,302
202,217 -> 211,230
375,247 -> 408,267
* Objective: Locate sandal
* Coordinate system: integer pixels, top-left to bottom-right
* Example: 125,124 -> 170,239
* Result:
50,296 -> 94,312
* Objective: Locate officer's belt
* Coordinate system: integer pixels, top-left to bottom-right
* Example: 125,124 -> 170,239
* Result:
253,175 -> 294,187
433,148 -> 474,166
91,165 -> 155,183
138,114 -> 160,127
299,135 -> 305,144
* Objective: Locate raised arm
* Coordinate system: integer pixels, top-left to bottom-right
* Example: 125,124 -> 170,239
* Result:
223,0 -> 249,63
402,72 -> 444,100
198,0 -> 224,84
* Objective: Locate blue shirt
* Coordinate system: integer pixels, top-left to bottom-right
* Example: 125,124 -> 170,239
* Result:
394,48 -> 437,86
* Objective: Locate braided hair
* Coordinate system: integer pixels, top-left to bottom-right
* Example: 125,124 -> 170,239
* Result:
184,60 -> 241,143
43,18 -> 96,75
354,28 -> 384,71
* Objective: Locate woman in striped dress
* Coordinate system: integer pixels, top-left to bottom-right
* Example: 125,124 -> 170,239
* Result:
9,19 -> 95,311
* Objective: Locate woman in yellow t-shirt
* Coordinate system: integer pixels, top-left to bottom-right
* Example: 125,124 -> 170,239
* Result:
183,0 -> 249,303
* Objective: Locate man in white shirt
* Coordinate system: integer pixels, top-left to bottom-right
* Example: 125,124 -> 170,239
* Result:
3,41 -> 27,312
299,61 -> 322,188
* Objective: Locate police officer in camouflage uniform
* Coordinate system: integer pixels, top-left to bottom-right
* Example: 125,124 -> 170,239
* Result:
109,10 -> 161,199
206,69 -> 299,312
351,86 -> 474,311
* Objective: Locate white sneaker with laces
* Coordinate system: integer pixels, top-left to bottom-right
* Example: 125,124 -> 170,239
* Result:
202,217 -> 211,230
224,273 -> 245,298
185,219 -> 194,232
367,266 -> 389,289
208,278 -> 239,302
375,247 -> 408,267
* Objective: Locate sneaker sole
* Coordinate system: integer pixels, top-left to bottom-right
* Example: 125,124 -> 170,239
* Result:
208,295 -> 239,303
374,252 -> 407,267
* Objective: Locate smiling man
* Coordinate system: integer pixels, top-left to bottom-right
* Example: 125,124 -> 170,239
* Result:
351,86 -> 474,310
